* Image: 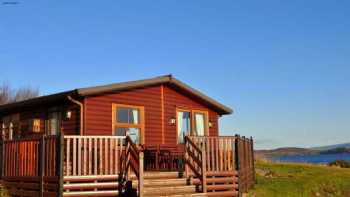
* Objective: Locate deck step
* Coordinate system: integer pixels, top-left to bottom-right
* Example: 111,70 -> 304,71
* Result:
63,190 -> 119,197
135,178 -> 188,187
64,182 -> 119,190
144,185 -> 197,196
207,183 -> 238,191
145,193 -> 207,197
143,171 -> 182,179
206,190 -> 239,197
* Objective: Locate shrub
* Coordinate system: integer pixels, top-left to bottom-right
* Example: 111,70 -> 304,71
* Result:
328,160 -> 350,168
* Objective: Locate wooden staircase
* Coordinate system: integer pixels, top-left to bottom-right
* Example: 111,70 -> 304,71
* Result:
132,171 -> 239,197
132,172 -> 203,197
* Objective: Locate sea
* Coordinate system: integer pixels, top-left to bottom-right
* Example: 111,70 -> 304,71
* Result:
271,153 -> 350,164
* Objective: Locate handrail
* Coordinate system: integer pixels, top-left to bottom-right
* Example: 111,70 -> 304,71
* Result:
191,136 -> 237,172
184,136 -> 207,193
63,135 -> 126,176
123,136 -> 144,197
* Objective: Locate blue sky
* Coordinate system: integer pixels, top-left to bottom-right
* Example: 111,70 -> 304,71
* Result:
1,1 -> 349,149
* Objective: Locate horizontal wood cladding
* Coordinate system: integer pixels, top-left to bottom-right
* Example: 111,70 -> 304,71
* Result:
164,85 -> 219,145
3,103 -> 80,138
83,84 -> 220,146
84,86 -> 163,145
61,105 -> 80,135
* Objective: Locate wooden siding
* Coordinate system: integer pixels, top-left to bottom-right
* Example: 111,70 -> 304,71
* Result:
84,84 -> 220,146
84,86 -> 163,145
1,103 -> 80,137
163,85 -> 219,145
61,105 -> 80,135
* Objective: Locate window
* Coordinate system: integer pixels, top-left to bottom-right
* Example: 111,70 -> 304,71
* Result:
112,104 -> 144,144
177,110 -> 191,144
47,111 -> 60,135
32,119 -> 41,133
194,111 -> 207,136
176,109 -> 209,144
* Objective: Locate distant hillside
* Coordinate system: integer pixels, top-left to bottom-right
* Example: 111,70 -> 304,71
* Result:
256,143 -> 350,158
311,143 -> 350,151
255,147 -> 318,158
319,147 -> 350,154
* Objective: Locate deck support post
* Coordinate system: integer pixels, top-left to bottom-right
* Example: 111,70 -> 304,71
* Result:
250,137 -> 256,185
0,138 -> 3,179
201,143 -> 207,193
139,152 -> 144,197
57,133 -> 64,197
235,134 -> 242,197
184,136 -> 189,179
39,136 -> 45,197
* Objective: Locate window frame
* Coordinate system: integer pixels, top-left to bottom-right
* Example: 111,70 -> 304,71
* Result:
176,108 -> 192,144
192,109 -> 209,137
176,108 -> 209,144
112,103 -> 145,144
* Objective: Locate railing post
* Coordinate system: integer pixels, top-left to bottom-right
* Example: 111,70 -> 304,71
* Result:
139,151 -> 144,197
201,144 -> 207,193
0,138 -> 3,179
39,135 -> 45,197
250,137 -> 256,185
235,134 -> 241,197
184,136 -> 189,179
9,123 -> 13,140
57,133 -> 64,197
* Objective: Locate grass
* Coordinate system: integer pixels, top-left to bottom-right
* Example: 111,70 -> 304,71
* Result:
247,160 -> 350,197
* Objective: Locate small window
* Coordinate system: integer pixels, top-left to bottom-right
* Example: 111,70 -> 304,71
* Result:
32,119 -> 41,133
113,104 -> 144,144
116,107 -> 139,124
47,111 -> 60,135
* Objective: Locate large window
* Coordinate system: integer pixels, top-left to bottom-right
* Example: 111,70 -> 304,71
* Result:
193,111 -> 207,136
112,104 -> 144,144
177,110 -> 191,144
177,109 -> 209,144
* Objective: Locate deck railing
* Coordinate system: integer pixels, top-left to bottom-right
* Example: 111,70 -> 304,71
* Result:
187,135 -> 255,195
64,135 -> 125,176
1,135 -> 62,197
0,134 -> 254,196
63,135 -> 126,196
184,136 -> 207,193
190,136 -> 236,172
123,136 -> 144,197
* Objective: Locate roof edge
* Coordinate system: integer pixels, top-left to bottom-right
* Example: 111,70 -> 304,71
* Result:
168,77 -> 233,115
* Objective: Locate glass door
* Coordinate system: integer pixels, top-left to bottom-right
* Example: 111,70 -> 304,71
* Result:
193,111 -> 207,136
177,110 -> 191,144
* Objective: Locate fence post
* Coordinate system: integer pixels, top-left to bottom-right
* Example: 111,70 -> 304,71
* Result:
244,136 -> 248,193
0,138 -> 3,179
250,137 -> 256,185
39,136 -> 45,197
201,146 -> 207,193
56,133 -> 64,197
139,151 -> 144,197
184,136 -> 189,179
235,134 -> 241,197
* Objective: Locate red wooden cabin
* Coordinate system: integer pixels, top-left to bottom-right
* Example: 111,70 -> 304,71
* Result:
0,75 -> 255,197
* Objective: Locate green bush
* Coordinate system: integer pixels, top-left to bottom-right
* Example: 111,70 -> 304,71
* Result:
328,160 -> 350,168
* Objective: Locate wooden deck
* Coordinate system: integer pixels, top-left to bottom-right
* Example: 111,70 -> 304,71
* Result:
0,134 -> 255,197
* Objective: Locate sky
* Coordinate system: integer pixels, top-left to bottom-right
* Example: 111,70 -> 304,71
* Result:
0,0 -> 349,149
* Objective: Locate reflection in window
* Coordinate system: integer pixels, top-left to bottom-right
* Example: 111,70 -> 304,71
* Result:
113,104 -> 143,144
115,127 -> 140,144
194,112 -> 206,136
177,111 -> 191,144
117,107 -> 139,124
